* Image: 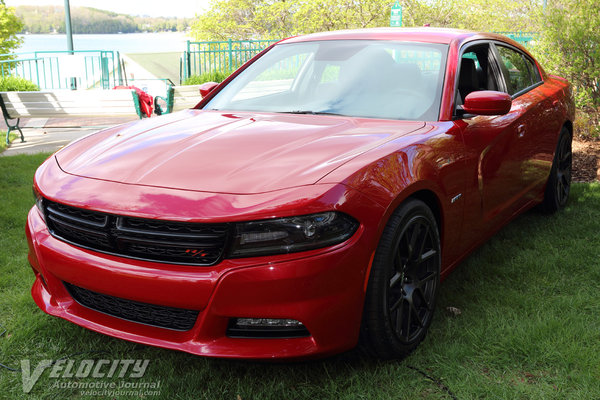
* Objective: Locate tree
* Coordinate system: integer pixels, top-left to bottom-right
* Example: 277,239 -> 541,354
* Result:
191,0 -> 262,40
15,6 -> 191,35
0,0 -> 24,60
190,0 -> 539,41
532,0 -> 600,110
190,0 -> 393,40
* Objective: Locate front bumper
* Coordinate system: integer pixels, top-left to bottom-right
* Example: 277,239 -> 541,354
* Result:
26,204 -> 375,359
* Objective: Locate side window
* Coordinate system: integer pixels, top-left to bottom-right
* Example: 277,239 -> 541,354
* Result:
496,45 -> 537,95
462,52 -> 481,68
456,44 -> 500,107
457,52 -> 483,104
524,57 -> 542,84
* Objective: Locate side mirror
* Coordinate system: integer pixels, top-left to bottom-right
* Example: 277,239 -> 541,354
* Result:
462,90 -> 512,116
199,82 -> 219,98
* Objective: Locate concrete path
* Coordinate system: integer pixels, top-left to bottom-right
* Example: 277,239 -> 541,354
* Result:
1,127 -> 104,156
1,116 -> 139,157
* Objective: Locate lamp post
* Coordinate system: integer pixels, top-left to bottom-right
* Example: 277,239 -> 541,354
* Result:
64,0 -> 76,89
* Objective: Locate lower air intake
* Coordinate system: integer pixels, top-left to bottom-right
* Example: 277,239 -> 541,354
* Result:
64,282 -> 198,331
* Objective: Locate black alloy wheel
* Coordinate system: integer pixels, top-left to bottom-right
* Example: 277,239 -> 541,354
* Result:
361,198 -> 441,359
542,127 -> 572,213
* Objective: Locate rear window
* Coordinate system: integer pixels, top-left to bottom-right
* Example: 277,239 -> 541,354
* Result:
496,45 -> 540,95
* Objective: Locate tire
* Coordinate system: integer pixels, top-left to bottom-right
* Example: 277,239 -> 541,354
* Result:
360,198 -> 441,359
541,127 -> 572,213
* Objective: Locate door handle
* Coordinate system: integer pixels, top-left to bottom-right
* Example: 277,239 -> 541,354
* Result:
517,124 -> 526,138
552,99 -> 560,111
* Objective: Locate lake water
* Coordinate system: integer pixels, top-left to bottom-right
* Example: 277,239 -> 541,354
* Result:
16,32 -> 191,55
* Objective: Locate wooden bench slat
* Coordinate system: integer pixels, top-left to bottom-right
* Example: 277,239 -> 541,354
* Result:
173,86 -> 201,96
167,84 -> 202,113
6,109 -> 138,115
1,91 -> 138,100
6,105 -> 138,110
1,90 -> 142,120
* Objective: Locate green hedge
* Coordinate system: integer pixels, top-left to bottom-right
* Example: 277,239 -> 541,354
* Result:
183,70 -> 233,85
0,76 -> 39,92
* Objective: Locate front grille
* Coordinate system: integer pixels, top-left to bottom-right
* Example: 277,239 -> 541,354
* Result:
64,282 -> 199,331
44,200 -> 229,265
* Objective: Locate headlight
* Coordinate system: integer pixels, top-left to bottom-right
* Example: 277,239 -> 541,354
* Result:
32,186 -> 45,222
228,211 -> 359,258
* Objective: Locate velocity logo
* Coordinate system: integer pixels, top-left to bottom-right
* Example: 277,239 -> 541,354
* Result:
21,359 -> 150,393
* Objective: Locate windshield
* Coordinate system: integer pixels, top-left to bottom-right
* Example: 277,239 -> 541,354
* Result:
204,40 -> 448,121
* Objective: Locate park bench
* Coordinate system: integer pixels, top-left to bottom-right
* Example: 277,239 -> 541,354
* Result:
154,84 -> 203,115
0,90 -> 145,145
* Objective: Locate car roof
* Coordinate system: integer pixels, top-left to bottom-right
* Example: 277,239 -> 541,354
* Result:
279,27 -> 508,46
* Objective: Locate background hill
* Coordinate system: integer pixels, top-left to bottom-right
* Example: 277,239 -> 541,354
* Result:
16,6 -> 192,34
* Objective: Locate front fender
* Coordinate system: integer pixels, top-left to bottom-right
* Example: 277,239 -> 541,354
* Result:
320,122 -> 469,271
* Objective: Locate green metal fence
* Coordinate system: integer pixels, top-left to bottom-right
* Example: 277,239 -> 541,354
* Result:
1,34 -> 540,91
0,50 -> 125,90
180,33 -> 539,83
181,39 -> 278,82
495,32 -> 538,47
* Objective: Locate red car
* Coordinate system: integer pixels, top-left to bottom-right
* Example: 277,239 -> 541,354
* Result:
27,28 -> 574,360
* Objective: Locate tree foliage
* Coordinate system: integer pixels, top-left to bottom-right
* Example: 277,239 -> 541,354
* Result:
190,0 -> 539,41
0,1 -> 24,59
532,0 -> 600,110
190,0 -> 599,134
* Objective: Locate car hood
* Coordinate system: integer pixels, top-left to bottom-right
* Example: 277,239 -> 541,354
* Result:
56,109 -> 425,194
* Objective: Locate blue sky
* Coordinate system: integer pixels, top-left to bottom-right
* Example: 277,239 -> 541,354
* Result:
5,0 -> 210,18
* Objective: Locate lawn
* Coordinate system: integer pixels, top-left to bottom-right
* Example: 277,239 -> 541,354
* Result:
1,153 -> 599,399
0,131 -> 17,153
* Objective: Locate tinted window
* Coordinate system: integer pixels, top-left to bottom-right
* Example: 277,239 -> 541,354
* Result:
456,44 -> 500,106
205,40 -> 449,121
496,45 -> 538,95
524,56 -> 542,84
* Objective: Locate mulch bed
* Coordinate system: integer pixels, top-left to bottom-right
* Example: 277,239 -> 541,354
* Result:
573,138 -> 600,183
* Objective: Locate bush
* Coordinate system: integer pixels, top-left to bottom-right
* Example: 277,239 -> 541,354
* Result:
574,110 -> 600,140
533,0 -> 600,111
183,70 -> 233,85
0,76 -> 39,91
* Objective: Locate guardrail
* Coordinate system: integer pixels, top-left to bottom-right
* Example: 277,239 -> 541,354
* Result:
495,31 -> 538,47
179,33 -> 539,83
181,39 -> 277,82
2,34 -> 540,91
0,50 -> 125,90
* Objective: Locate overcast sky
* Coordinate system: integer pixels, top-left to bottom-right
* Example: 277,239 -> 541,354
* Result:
5,0 -> 210,18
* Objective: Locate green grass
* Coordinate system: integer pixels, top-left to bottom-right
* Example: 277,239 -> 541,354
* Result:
1,154 -> 599,399
184,70 -> 234,85
0,132 -> 18,153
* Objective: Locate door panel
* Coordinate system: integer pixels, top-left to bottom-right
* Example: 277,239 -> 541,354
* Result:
454,42 -> 539,250
494,44 -> 558,202
460,108 -> 527,222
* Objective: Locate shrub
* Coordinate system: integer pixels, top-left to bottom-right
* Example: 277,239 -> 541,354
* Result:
0,76 -> 39,91
183,70 -> 233,85
533,0 -> 600,111
574,110 -> 600,140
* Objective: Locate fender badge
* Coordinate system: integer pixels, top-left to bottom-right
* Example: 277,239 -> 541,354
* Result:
451,193 -> 462,204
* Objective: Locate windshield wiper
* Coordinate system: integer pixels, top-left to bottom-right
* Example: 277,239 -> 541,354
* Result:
283,110 -> 345,116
